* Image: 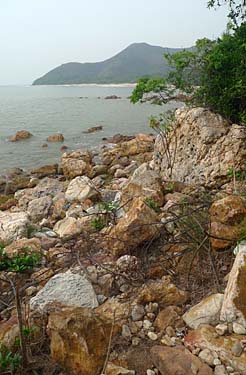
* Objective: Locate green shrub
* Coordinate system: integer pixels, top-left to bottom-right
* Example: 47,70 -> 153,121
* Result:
0,247 -> 41,273
0,345 -> 22,372
91,217 -> 105,231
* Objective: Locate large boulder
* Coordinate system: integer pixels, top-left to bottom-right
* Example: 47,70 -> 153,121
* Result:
121,163 -> 164,208
103,197 -> 160,256
65,176 -> 100,203
210,195 -> 246,250
61,150 -> 92,179
151,345 -> 213,375
220,243 -> 246,329
185,325 -> 246,375
0,211 -> 29,243
154,107 -> 246,186
48,306 -> 112,375
183,293 -> 224,329
30,270 -> 98,313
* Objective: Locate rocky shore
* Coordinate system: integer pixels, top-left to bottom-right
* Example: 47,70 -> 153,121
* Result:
1,107 -> 246,375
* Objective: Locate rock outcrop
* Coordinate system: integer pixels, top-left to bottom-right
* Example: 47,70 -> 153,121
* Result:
154,107 -> 246,186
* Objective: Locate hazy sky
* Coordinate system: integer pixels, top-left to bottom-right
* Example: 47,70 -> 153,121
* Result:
0,0 -> 228,85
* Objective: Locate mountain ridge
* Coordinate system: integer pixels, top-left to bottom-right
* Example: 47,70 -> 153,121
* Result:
33,43 -> 189,85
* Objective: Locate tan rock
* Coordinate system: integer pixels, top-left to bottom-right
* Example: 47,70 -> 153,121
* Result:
154,306 -> 183,332
151,345 -> 213,375
61,150 -> 92,179
4,237 -> 41,258
210,196 -> 246,250
182,293 -> 224,329
102,134 -> 154,167
53,217 -> 83,239
184,325 -> 246,375
96,297 -> 131,325
135,276 -> 188,308
154,107 -> 246,186
9,130 -> 33,142
121,163 -> 164,208
220,243 -> 246,328
0,316 -> 19,348
103,197 -> 160,256
27,195 -> 53,222
105,363 -> 135,375
48,306 -> 113,375
47,133 -> 64,142
82,125 -> 103,134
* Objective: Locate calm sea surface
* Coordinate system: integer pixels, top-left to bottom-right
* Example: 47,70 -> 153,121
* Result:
0,85 -> 179,173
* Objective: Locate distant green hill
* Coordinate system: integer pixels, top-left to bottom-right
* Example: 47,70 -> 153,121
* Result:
33,43 -> 188,85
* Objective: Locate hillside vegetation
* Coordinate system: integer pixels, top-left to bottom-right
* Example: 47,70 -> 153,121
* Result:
33,43 -> 187,85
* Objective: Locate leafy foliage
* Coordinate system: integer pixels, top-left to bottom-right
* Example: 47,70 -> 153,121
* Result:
91,217 -> 105,231
0,246 -> 40,273
0,345 -> 22,372
208,0 -> 246,25
145,198 -> 160,213
131,23 -> 246,124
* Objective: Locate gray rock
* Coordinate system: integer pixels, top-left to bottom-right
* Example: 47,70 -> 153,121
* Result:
30,270 -> 98,312
131,304 -> 145,321
28,196 -> 53,223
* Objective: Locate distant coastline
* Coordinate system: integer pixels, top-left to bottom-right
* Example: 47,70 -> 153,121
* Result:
34,83 -> 137,88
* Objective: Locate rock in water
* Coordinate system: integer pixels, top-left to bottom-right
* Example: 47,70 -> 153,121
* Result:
47,133 -> 64,142
9,130 -> 33,142
30,270 -> 98,312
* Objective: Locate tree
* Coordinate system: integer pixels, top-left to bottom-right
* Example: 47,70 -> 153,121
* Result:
208,0 -> 246,25
131,23 -> 246,124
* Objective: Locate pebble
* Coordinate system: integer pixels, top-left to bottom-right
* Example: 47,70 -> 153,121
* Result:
198,348 -> 215,366
122,324 -> 132,338
143,319 -> 152,330
214,358 -> 222,366
192,348 -> 201,355
233,322 -> 246,335
231,341 -> 243,357
145,302 -> 158,313
214,365 -> 227,375
146,370 -> 155,375
132,337 -> 141,346
226,366 -> 234,373
166,326 -> 176,337
161,335 -> 175,347
215,323 -> 228,336
131,304 -> 145,321
147,332 -> 158,341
